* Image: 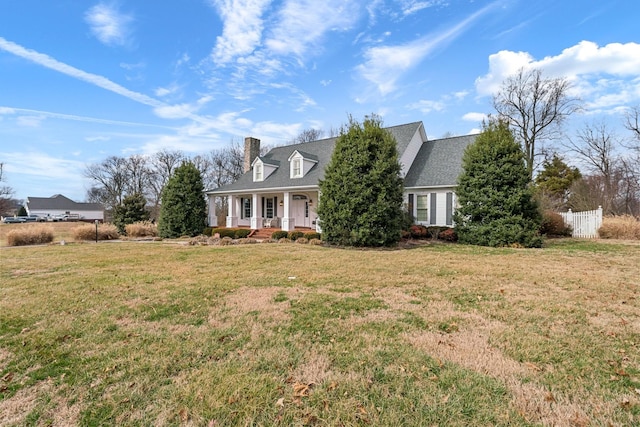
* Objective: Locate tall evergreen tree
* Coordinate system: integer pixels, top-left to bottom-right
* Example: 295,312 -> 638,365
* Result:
113,192 -> 149,234
454,119 -> 542,248
158,161 -> 207,238
317,115 -> 404,247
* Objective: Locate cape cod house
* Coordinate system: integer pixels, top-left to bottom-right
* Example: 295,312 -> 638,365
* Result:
205,121 -> 476,232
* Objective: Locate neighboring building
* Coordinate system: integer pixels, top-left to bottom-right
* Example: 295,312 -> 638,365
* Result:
25,194 -> 104,221
206,121 -> 476,231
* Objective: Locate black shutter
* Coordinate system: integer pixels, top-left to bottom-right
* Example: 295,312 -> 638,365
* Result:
430,193 -> 437,225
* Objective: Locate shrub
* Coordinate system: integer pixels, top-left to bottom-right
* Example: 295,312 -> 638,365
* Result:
237,238 -> 258,244
272,230 -> 289,240
234,229 -> 252,239
540,211 -> 572,237
278,238 -> 292,244
409,224 -> 428,239
295,237 -> 309,244
288,230 -> 304,241
6,226 -> 54,246
598,215 -> 640,239
438,228 -> 458,242
309,238 -> 323,246
304,232 -> 321,240
219,237 -> 234,246
125,221 -> 158,238
73,223 -> 120,241
203,227 -> 213,236
113,193 -> 149,234
426,226 -> 448,239
213,228 -> 236,238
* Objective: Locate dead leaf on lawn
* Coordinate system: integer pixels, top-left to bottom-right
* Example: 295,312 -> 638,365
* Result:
275,397 -> 285,408
293,382 -> 313,397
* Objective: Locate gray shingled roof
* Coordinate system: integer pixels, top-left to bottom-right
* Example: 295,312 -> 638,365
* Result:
404,134 -> 477,188
26,194 -> 104,211
207,122 -> 464,194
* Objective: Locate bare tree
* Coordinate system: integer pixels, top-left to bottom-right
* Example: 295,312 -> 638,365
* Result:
291,128 -> 324,144
624,106 -> 640,142
565,121 -> 640,215
147,149 -> 185,216
84,156 -> 129,212
493,68 -> 581,180
124,155 -> 152,197
0,162 -> 15,216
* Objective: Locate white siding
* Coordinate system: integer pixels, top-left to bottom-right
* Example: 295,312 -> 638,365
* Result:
399,131 -> 425,177
407,188 -> 456,227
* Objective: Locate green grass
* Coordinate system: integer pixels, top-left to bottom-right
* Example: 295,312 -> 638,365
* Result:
1,239 -> 639,425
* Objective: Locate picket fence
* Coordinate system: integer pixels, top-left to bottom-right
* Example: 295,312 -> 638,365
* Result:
559,206 -> 603,239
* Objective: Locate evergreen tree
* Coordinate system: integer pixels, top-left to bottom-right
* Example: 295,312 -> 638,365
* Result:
317,115 -> 404,247
158,162 -> 207,238
454,119 -> 542,248
535,154 -> 581,210
113,192 -> 149,234
17,205 -> 27,216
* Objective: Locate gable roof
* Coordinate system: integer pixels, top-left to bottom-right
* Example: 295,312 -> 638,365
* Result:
404,134 -> 477,188
26,194 -> 104,211
206,122 -> 468,194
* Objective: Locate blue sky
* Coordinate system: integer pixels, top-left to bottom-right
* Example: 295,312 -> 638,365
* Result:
1,0 -> 639,202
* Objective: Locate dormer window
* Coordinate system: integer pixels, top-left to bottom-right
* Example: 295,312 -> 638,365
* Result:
252,157 -> 279,182
288,150 -> 318,179
292,158 -> 302,178
254,163 -> 263,181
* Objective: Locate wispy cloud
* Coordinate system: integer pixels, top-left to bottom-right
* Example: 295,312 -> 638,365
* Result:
356,1 -> 500,96
399,0 -> 446,16
210,0 -> 271,64
264,0 -> 360,58
0,38 -> 227,128
0,106 -> 176,128
0,37 -> 162,108
85,3 -> 134,47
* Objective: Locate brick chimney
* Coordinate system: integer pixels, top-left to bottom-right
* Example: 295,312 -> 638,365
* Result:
244,137 -> 260,173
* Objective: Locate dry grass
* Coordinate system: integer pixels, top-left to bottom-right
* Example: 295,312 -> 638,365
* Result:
0,222 -> 81,247
72,222 -> 120,241
5,225 -> 54,246
1,240 -> 639,425
599,215 -> 640,239
125,221 -> 158,238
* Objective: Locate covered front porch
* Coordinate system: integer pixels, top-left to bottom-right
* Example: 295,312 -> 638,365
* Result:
208,190 -> 320,233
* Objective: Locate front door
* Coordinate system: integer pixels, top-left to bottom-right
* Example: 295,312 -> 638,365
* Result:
291,196 -> 310,228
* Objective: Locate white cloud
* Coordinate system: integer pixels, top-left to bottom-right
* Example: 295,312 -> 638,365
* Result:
462,112 -> 487,122
0,107 -> 16,115
17,115 -> 45,127
407,99 -> 445,114
264,0 -> 360,58
85,3 -> 134,47
85,136 -> 111,142
400,0 -> 445,16
357,1 -> 500,96
154,103 -> 197,119
475,41 -> 640,101
210,0 -> 271,64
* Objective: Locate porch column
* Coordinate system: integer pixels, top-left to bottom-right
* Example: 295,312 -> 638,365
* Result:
208,195 -> 218,227
226,195 -> 238,228
314,190 -> 322,233
251,193 -> 262,229
281,191 -> 294,231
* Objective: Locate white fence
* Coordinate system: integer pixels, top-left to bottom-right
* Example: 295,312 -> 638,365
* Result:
560,207 -> 603,238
